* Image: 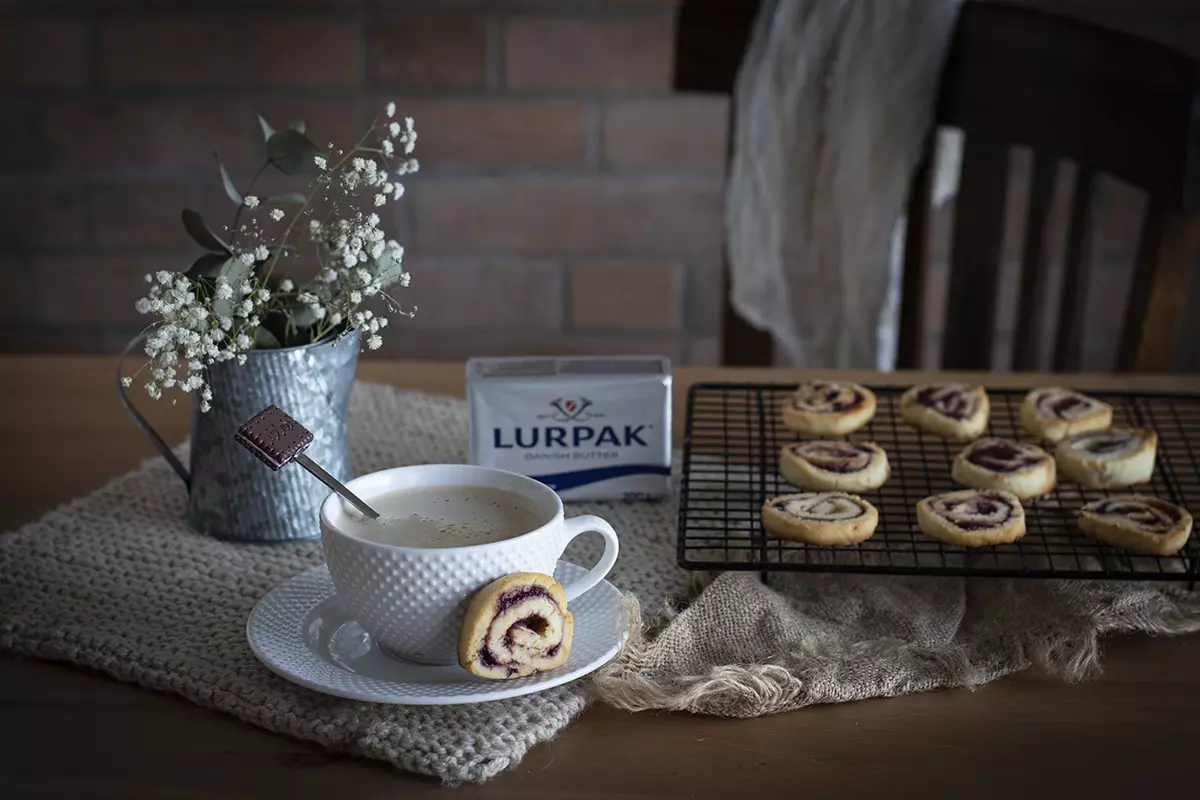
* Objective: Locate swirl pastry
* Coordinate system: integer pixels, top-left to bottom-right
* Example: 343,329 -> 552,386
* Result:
779,441 -> 890,492
458,572 -> 573,680
951,437 -> 1056,499
1020,387 -> 1113,443
900,384 -> 989,440
1078,495 -> 1193,556
761,492 -> 878,545
1055,427 -> 1157,489
782,381 -> 877,435
916,489 -> 1026,547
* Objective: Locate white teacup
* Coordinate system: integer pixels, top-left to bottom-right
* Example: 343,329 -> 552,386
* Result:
319,464 -> 620,665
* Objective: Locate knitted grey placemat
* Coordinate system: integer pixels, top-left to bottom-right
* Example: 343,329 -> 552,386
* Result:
0,382 -> 693,785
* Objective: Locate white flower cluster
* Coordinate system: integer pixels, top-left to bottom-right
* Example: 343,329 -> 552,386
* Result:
124,102 -> 417,410
129,271 -> 270,411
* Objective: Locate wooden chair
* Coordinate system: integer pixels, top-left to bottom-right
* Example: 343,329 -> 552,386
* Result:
679,1 -> 1200,370
898,2 -> 1200,372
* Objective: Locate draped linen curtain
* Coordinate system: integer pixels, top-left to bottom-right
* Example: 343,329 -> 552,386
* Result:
725,0 -> 963,369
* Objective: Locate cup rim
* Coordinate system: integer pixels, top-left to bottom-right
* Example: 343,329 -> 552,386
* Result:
319,464 -> 564,554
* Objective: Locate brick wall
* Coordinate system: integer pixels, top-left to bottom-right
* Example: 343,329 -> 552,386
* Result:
0,0 -> 727,364
1,0 -> 1196,370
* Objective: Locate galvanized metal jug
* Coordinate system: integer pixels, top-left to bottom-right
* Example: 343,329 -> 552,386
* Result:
118,330 -> 359,542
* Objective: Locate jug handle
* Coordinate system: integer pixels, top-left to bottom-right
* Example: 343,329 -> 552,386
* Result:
117,329 -> 191,489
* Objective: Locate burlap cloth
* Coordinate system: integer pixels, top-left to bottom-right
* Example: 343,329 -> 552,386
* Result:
4,384 -> 1200,784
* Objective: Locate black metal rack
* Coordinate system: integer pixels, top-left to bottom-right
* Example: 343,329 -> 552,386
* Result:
677,384 -> 1200,583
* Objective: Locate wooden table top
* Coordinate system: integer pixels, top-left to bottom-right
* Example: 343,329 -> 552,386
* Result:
2,357 -> 1199,798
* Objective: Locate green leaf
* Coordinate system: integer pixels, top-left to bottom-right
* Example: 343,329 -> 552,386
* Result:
212,257 -> 251,319
183,252 -> 228,280
266,129 -> 320,176
214,153 -> 242,205
288,304 -> 321,329
288,120 -> 306,134
371,249 -> 404,288
181,209 -> 231,253
258,114 -> 276,143
266,192 -> 307,204
253,326 -> 281,348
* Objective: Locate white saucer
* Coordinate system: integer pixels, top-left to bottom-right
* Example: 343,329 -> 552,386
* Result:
246,561 -> 626,705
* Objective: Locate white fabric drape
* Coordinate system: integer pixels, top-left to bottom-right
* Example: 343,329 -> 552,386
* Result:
726,0 -> 962,369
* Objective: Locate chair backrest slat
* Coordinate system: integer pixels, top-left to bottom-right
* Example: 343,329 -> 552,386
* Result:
897,148 -> 936,369
1051,168 -> 1097,372
943,138 -> 1008,369
1012,153 -> 1059,371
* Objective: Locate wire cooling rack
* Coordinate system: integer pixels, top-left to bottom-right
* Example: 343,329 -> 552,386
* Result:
677,384 -> 1200,583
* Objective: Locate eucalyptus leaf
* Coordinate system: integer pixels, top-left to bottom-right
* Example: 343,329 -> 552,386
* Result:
184,252 -> 228,280
258,114 -> 276,143
288,120 -> 306,134
214,154 -> 242,205
181,209 -> 231,253
288,303 -> 321,330
212,257 -> 251,319
266,129 -> 320,175
371,249 -> 404,288
253,326 -> 281,348
266,192 -> 307,205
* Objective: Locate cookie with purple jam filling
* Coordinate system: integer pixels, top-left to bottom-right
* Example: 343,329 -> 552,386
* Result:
1078,495 -> 1192,556
458,572 -> 573,680
761,492 -> 879,545
916,489 -> 1026,547
782,381 -> 877,435
951,437 -> 1055,499
1055,427 -> 1157,489
779,440 -> 890,492
900,384 -> 989,441
1020,387 -> 1113,443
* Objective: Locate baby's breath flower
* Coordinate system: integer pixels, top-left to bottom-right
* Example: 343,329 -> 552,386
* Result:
381,139 -> 394,156
144,273 -> 153,283
388,121 -> 401,138
399,272 -> 412,288
215,279 -> 233,300
349,290 -> 363,304
254,245 -> 270,261
255,288 -> 270,302
373,193 -> 386,206
378,317 -> 388,328
238,252 -> 255,266
243,196 -> 260,209
237,354 -> 248,365
386,101 -> 396,118
313,155 -> 327,170
235,333 -> 251,349
239,280 -> 253,295
366,334 -> 382,350
121,376 -> 133,388
280,278 -> 294,292
352,157 -> 366,172
269,208 -> 285,222
393,184 -> 404,200
156,270 -> 172,285
308,220 -> 321,234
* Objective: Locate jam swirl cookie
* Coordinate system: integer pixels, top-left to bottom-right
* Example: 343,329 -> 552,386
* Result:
917,489 -> 1026,547
1078,495 -> 1193,556
900,384 -> 989,441
951,437 -> 1056,499
1020,387 -> 1113,443
782,381 -> 877,435
458,572 -> 573,680
761,491 -> 878,546
1055,427 -> 1157,489
779,440 -> 890,492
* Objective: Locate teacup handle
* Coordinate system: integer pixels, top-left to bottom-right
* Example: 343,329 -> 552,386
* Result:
558,515 -> 620,602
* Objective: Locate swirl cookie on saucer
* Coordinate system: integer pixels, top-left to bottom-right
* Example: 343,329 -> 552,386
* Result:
782,381 -> 876,435
1020,387 -> 1113,443
917,489 -> 1026,547
779,440 -> 890,492
951,437 -> 1055,499
1078,495 -> 1192,556
458,572 -> 573,680
900,384 -> 989,440
761,492 -> 878,546
1055,427 -> 1157,488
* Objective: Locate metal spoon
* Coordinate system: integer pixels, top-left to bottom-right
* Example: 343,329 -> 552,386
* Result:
234,404 -> 379,519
